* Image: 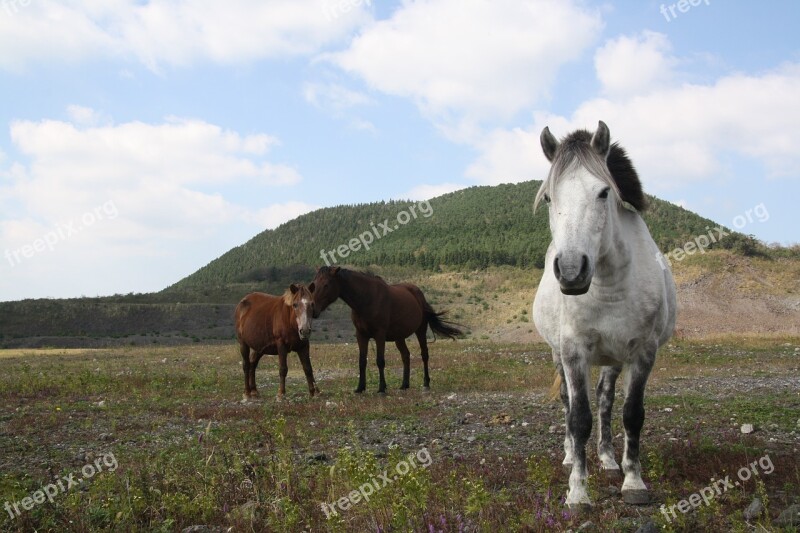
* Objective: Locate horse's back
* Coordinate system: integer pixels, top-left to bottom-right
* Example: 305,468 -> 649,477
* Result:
235,292 -> 282,347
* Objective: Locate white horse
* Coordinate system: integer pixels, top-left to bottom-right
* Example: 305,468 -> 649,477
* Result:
532,121 -> 676,508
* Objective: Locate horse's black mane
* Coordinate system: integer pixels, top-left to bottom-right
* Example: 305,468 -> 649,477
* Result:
557,130 -> 647,212
320,266 -> 385,282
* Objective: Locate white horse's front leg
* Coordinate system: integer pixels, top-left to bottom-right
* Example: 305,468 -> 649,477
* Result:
555,362 -> 575,468
562,346 -> 593,508
621,352 -> 656,504
597,365 -> 622,473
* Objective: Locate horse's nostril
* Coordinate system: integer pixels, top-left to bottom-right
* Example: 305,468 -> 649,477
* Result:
554,256 -> 561,278
580,255 -> 589,277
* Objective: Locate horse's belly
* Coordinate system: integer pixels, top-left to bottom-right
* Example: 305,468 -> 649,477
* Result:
588,352 -> 623,366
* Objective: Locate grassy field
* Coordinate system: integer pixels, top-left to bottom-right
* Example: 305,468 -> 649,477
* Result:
0,337 -> 798,532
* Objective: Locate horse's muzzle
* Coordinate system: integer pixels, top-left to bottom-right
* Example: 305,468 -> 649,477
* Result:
554,253 -> 592,295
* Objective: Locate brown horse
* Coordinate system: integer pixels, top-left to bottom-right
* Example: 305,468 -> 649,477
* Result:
234,283 -> 320,400
311,267 -> 464,393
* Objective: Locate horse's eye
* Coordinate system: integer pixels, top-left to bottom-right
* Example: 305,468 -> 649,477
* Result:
543,194 -> 551,203
292,303 -> 298,308
598,188 -> 609,199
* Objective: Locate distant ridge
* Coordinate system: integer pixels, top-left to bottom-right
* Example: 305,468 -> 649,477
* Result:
168,180 -> 759,290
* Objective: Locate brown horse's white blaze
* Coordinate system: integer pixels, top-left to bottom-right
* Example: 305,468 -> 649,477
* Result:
532,121 -> 676,509
311,266 -> 464,393
234,283 -> 320,400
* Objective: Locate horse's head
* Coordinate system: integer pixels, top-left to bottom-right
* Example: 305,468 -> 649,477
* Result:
287,283 -> 315,340
536,120 -> 644,296
310,266 -> 341,318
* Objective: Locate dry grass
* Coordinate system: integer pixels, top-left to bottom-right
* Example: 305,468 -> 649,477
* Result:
0,337 -> 798,531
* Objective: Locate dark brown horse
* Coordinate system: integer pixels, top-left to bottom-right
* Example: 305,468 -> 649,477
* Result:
235,283 -> 320,400
311,267 -> 464,393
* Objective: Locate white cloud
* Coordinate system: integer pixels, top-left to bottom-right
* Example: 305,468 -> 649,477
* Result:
0,109 -> 310,299
0,0 -> 372,71
467,60 -> 800,190
328,0 -> 602,123
594,31 -> 676,97
66,105 -> 109,127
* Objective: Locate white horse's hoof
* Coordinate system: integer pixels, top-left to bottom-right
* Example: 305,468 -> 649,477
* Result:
566,485 -> 593,510
566,501 -> 594,512
622,489 -> 650,505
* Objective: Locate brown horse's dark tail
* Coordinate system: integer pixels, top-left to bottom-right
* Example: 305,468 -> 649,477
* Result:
422,300 -> 466,341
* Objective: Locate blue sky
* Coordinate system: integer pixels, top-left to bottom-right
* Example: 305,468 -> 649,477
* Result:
1,0 -> 798,300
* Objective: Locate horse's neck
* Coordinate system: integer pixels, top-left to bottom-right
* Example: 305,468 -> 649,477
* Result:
338,273 -> 374,309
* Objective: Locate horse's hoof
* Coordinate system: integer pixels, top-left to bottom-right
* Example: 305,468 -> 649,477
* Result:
377,390 -> 387,396
399,385 -> 409,390
561,463 -> 573,474
622,489 -> 650,505
565,501 -> 593,513
422,386 -> 431,393
353,388 -> 365,394
275,394 -> 286,402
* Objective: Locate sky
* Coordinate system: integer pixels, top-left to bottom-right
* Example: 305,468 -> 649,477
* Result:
1,0 -> 798,301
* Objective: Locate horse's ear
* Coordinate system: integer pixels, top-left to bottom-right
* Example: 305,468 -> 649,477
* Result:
289,284 -> 299,294
331,266 -> 340,275
308,282 -> 315,293
540,126 -> 559,162
591,120 -> 610,157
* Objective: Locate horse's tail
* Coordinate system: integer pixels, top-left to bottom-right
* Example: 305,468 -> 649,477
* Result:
421,298 -> 466,341
548,372 -> 562,402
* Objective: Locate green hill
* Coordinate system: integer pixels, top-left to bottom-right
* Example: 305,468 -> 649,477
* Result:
3,179 -> 787,349
170,180 -> 761,290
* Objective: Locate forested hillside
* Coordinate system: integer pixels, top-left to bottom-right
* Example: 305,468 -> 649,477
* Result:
170,180 -> 764,290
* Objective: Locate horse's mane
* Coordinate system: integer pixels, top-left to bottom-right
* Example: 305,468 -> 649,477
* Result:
535,129 -> 647,212
282,285 -> 310,307
337,268 -> 386,283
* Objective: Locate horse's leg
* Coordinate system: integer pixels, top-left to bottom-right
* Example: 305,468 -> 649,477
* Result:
375,333 -> 387,394
415,327 -> 431,389
597,365 -> 622,473
248,349 -> 262,398
354,331 -> 369,393
621,349 -> 656,504
239,342 -> 251,399
561,342 -> 593,508
277,344 -> 289,400
297,344 -> 320,396
396,339 -> 411,389
556,362 -> 573,469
